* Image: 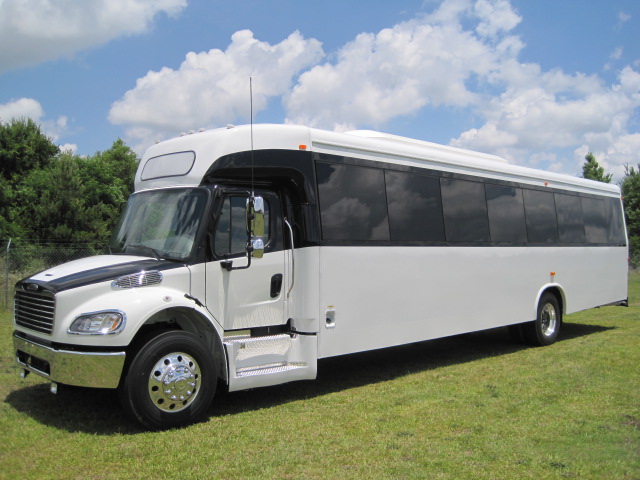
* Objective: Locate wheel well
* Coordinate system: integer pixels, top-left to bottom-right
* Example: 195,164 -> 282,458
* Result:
127,307 -> 227,383
541,287 -> 565,319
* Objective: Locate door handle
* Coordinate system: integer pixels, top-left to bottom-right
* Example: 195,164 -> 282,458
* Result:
270,274 -> 283,298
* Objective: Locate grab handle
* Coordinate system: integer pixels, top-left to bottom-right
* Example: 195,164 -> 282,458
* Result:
284,218 -> 295,298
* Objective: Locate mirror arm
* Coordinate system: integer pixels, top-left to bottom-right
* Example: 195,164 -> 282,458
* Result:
221,243 -> 253,272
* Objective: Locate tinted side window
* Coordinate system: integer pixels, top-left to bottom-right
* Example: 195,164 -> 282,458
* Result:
214,196 -> 270,256
385,170 -> 445,242
441,178 -> 490,242
582,197 -> 608,243
606,197 -> 626,245
555,193 -> 586,243
316,162 -> 390,241
486,184 -> 527,243
523,190 -> 558,243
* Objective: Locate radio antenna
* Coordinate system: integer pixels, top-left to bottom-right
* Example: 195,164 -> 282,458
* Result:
250,76 -> 255,198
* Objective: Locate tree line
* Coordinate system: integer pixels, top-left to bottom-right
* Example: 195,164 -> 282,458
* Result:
1,118 -> 639,267
1,119 -> 138,251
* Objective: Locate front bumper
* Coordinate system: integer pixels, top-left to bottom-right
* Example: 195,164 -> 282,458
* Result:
13,332 -> 126,389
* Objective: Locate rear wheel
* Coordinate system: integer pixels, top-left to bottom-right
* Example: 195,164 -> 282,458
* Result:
119,330 -> 217,429
523,292 -> 561,346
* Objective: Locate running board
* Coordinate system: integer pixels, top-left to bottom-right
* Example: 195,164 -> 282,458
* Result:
225,333 -> 317,392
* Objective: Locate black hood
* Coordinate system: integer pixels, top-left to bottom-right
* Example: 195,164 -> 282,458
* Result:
16,258 -> 185,294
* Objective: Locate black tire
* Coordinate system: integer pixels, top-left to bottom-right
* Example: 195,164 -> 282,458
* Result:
119,330 -> 217,430
523,292 -> 562,346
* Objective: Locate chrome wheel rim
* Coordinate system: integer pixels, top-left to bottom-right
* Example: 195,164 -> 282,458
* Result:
541,303 -> 558,337
148,352 -> 200,412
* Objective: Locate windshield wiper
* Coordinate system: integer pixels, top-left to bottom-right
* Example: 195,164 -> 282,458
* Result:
127,244 -> 163,260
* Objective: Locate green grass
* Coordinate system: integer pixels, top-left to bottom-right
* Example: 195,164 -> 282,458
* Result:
1,274 -> 639,479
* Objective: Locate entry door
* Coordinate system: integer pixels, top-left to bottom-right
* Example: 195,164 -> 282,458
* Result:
205,191 -> 287,331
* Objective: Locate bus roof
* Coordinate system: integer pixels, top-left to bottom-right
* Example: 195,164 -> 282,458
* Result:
136,124 -> 620,197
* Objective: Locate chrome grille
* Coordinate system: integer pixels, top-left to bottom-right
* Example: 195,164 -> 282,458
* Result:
14,289 -> 55,335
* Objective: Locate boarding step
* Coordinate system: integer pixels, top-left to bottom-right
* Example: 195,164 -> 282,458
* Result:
224,333 -> 307,377
236,362 -> 307,378
224,333 -> 317,391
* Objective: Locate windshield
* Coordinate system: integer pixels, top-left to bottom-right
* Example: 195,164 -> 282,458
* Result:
109,188 -> 209,260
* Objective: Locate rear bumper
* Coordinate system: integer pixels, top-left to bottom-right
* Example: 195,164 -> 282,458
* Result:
13,332 -> 126,389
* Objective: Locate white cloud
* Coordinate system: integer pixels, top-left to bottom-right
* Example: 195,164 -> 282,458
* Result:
59,143 -> 78,154
610,46 -> 624,60
0,0 -> 187,73
101,0 -> 639,179
0,98 -> 44,122
573,133 -> 640,180
474,0 -> 522,38
0,98 -> 71,144
452,65 -> 640,176
617,11 -> 631,29
284,0 -> 522,130
109,30 -> 324,151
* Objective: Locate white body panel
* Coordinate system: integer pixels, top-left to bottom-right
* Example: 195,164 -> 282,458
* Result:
317,245 -> 628,358
205,250 -> 287,330
283,247 -> 321,334
15,258 -> 218,348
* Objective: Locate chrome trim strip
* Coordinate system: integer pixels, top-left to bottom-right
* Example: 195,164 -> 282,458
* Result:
112,270 -> 163,289
13,333 -> 126,389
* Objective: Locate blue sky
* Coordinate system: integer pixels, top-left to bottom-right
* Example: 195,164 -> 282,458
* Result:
0,0 -> 638,179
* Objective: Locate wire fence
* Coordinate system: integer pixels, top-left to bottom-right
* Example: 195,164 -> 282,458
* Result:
2,239 -> 106,310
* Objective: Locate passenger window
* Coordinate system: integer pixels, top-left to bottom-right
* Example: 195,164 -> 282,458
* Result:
523,190 -> 559,243
555,193 -> 586,243
385,170 -> 445,242
582,197 -> 607,244
441,178 -> 490,242
486,184 -> 527,243
214,196 -> 270,256
316,162 -> 389,241
606,197 -> 626,245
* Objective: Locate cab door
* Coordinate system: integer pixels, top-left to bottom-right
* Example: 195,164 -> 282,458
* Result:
205,189 -> 287,330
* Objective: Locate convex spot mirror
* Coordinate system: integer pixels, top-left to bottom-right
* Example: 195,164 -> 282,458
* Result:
247,196 -> 265,259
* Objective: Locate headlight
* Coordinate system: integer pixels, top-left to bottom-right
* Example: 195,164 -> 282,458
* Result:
68,311 -> 126,335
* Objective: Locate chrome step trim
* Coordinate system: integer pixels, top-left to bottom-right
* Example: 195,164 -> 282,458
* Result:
236,362 -> 307,377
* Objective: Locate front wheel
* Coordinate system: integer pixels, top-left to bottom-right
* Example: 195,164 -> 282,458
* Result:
523,292 -> 562,346
119,330 -> 217,429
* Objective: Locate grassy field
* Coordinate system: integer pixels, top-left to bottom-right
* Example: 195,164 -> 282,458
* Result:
1,275 -> 638,479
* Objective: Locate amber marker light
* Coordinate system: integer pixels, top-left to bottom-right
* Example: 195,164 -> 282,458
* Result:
299,144 -> 307,150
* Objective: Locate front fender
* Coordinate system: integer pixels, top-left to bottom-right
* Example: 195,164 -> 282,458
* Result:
34,268 -> 220,348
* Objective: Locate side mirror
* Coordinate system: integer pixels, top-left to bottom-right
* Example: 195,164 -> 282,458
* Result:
251,237 -> 264,259
247,196 -> 265,259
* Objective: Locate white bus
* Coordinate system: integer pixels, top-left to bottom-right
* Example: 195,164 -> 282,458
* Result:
13,124 -> 628,429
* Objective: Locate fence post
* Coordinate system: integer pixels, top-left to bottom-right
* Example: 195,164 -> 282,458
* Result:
5,238 -> 10,310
